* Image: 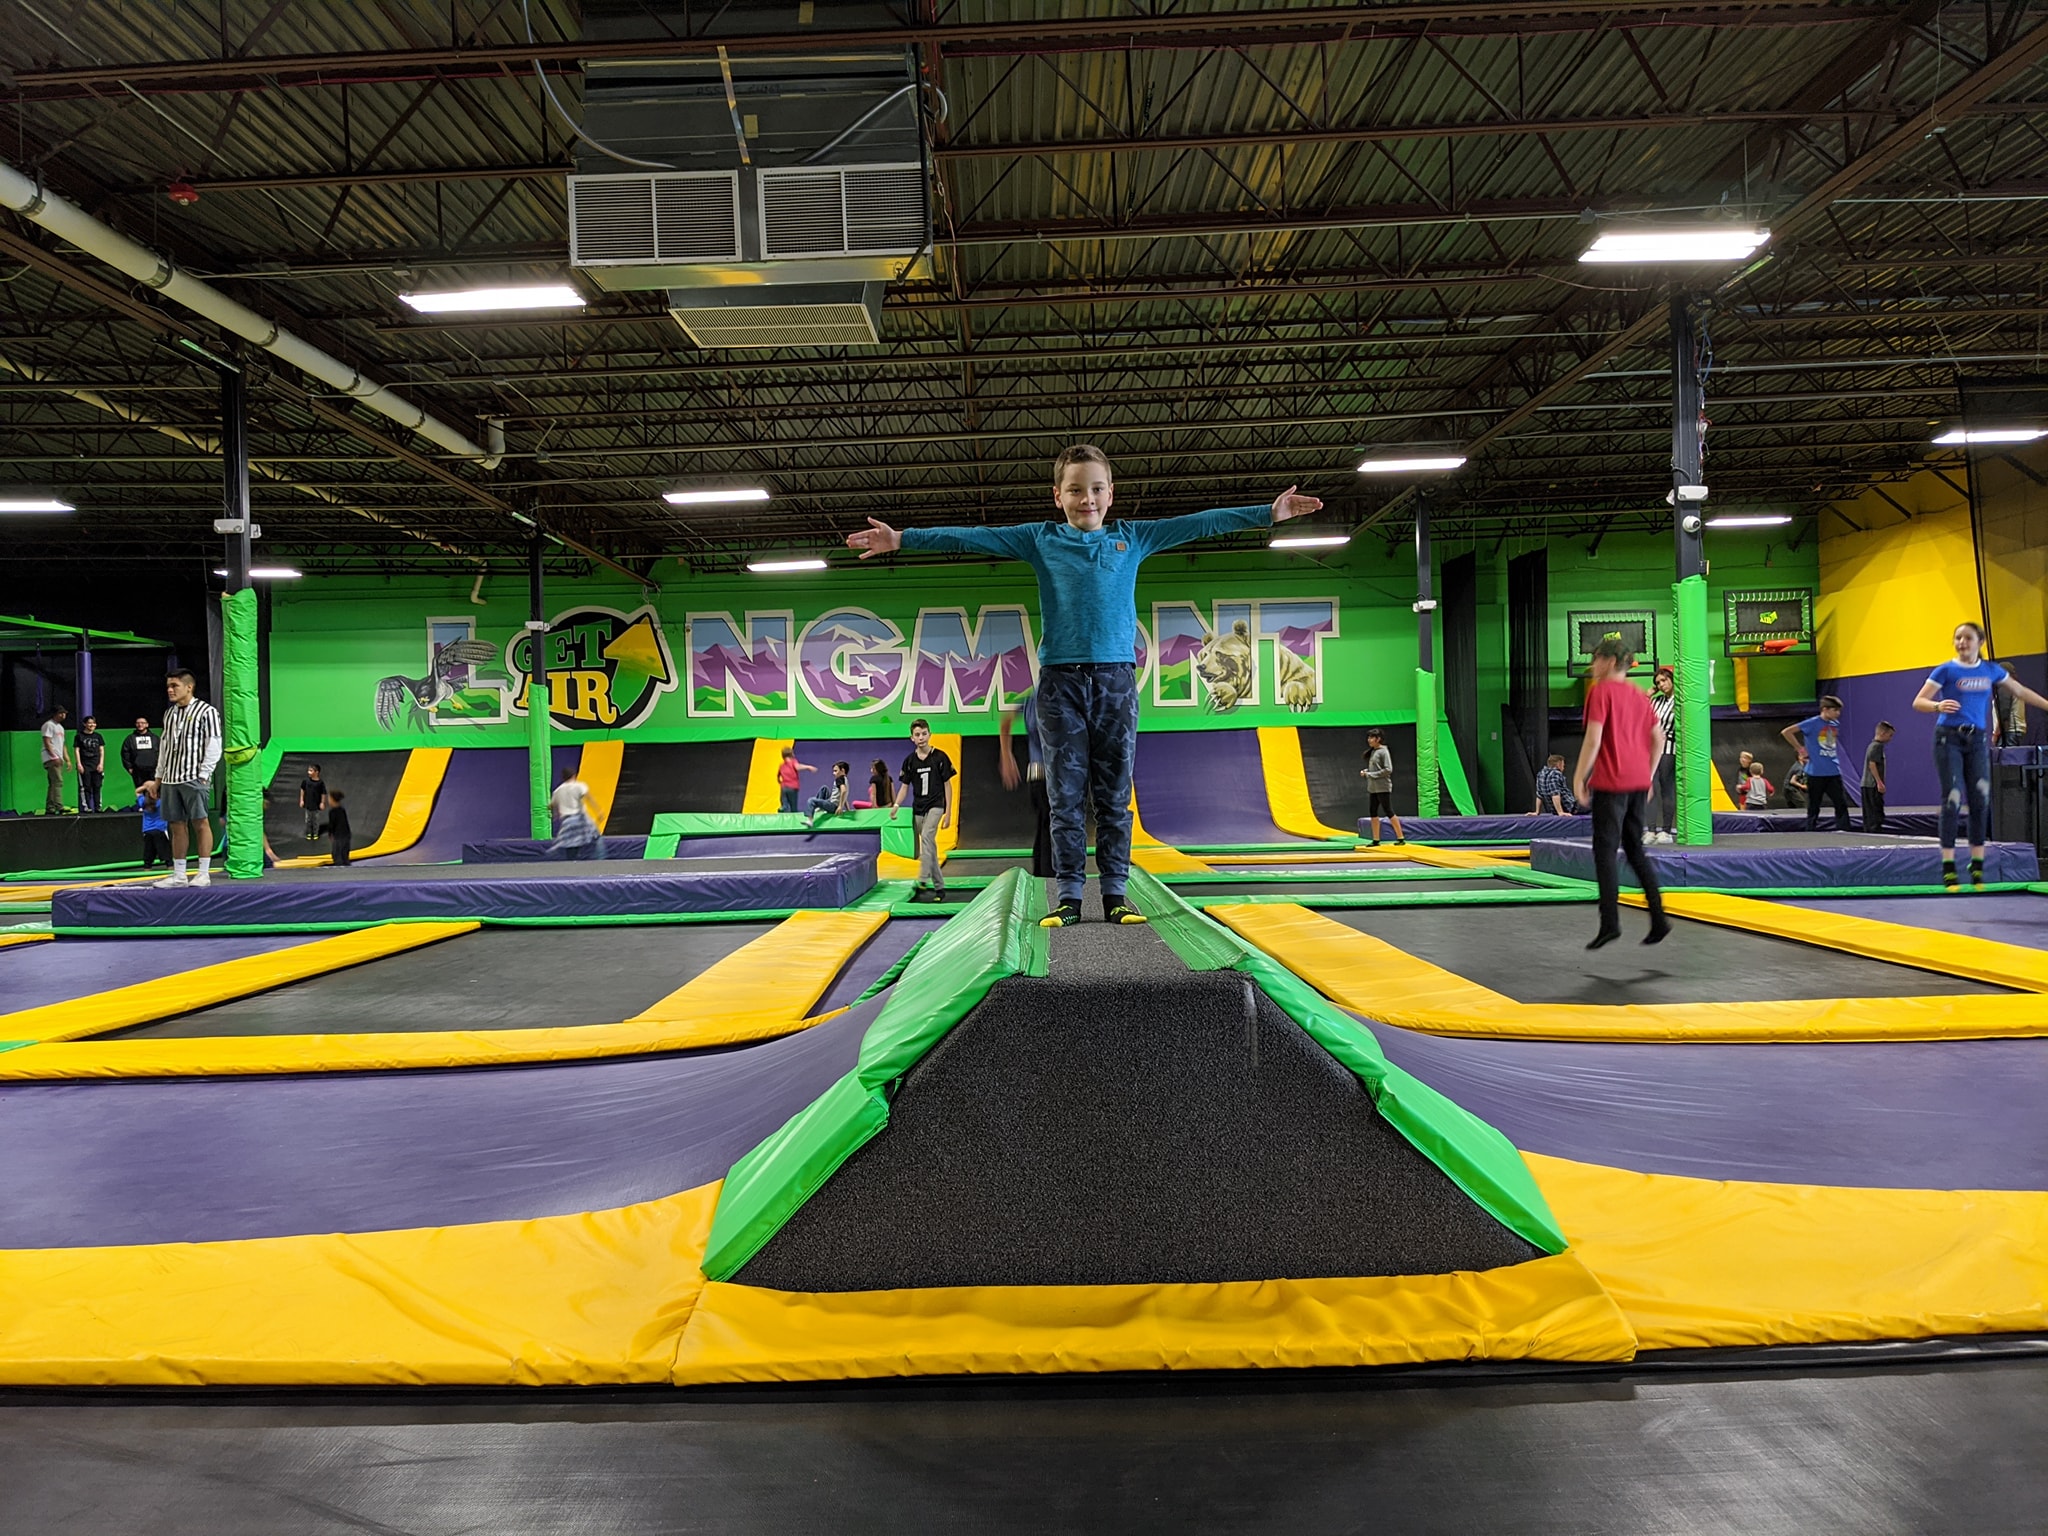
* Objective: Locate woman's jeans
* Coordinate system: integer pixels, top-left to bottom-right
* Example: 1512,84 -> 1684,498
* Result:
1933,724 -> 1992,849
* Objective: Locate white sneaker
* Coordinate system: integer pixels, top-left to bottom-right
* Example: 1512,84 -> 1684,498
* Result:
152,873 -> 189,888
190,871 -> 212,887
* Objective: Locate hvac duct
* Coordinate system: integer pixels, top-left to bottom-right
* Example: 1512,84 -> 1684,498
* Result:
0,155 -> 491,462
566,0 -> 931,347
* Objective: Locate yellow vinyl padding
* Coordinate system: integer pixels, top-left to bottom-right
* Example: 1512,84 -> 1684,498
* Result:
671,1251 -> 1636,1382
4,875 -> 164,901
273,747 -> 452,868
1257,726 -> 1357,840
1399,844 -> 1523,870
1530,1153 -> 2048,1351
878,732 -> 962,881
0,932 -> 52,950
1132,844 -> 1215,874
0,910 -> 885,1079
1625,889 -> 2048,993
1210,848 -> 1436,866
1212,902 -> 2048,1042
1709,767 -> 1738,812
0,922 -> 477,1045
0,1184 -> 719,1386
741,738 -> 791,816
577,738 -> 625,832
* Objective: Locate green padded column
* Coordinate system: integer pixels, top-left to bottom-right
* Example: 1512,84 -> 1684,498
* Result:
527,655 -> 551,839
1673,574 -> 1713,846
1415,667 -> 1440,817
220,588 -> 263,880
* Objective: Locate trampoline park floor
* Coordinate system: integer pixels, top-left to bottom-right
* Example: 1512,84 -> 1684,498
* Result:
252,854 -> 839,882
8,823 -> 2048,1534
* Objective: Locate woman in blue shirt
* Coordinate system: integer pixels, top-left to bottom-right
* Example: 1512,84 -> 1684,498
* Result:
1912,621 -> 2048,888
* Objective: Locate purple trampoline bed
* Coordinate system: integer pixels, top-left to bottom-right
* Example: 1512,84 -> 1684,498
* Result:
1531,832 -> 2040,889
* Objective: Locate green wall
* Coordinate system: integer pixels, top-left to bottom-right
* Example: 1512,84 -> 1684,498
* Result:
1,731 -> 140,816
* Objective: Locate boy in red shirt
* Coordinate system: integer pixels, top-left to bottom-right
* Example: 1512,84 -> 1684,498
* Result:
1570,635 -> 1672,950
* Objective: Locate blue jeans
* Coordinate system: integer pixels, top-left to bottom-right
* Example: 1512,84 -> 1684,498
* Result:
778,785 -> 799,814
1039,662 -> 1137,902
1934,724 -> 1992,850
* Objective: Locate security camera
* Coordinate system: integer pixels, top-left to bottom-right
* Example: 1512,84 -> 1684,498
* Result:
1681,514 -> 1703,535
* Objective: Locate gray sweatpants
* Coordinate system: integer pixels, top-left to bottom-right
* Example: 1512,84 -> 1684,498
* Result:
916,806 -> 945,888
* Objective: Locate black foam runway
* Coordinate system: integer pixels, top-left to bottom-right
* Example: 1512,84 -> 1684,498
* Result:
113,922 -> 777,1037
952,735 -> 1045,850
736,924 -> 1542,1290
1298,723 -> 1450,823
1327,906 -> 2008,1004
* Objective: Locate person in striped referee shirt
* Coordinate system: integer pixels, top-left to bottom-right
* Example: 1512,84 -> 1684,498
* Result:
139,668 -> 222,888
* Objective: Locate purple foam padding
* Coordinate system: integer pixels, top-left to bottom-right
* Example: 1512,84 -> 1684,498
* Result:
668,832 -> 883,858
1358,1016 -> 2048,1191
1820,663 -> 1952,804
462,837 -> 651,863
51,852 -> 878,928
807,917 -> 947,1016
1784,893 -> 2048,951
1204,861 -> 1435,876
1134,730 -> 1308,844
0,933 -> 306,1012
0,994 -> 879,1248
374,747 -> 535,865
1369,814 -> 1590,841
1531,836 -> 2040,889
1744,809 -> 1939,836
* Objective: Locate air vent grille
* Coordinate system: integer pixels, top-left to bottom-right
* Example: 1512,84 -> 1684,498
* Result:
670,301 -> 883,349
569,172 -> 741,266
758,163 -> 927,258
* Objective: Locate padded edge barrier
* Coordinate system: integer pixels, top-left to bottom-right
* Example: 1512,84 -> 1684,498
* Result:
700,869 -> 1047,1281
1129,869 -> 1566,1255
1255,727 -> 1357,841
1212,901 -> 2048,1043
0,922 -> 478,1044
0,933 -> 52,950
671,1251 -> 1635,1382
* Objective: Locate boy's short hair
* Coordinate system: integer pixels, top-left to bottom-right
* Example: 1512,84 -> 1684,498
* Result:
909,718 -> 930,732
1547,753 -> 1566,766
780,746 -> 794,757
327,788 -> 346,802
82,715 -> 94,725
833,760 -> 850,773
167,668 -> 195,685
1877,720 -> 1895,732
1366,728 -> 1383,742
1052,443 -> 1112,483
1820,694 -> 1843,711
1591,635 -> 1635,667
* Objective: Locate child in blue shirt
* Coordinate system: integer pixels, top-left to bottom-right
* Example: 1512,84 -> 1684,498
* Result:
848,443 -> 1321,926
136,787 -> 170,869
1913,620 -> 2048,889
1782,696 -> 1850,832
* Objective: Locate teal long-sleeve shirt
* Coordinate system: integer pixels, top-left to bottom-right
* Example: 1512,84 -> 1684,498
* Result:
899,504 -> 1273,665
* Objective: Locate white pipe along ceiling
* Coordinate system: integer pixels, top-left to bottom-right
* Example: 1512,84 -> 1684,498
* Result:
0,153 -> 495,465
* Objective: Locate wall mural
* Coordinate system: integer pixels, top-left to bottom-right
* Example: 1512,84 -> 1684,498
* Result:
372,606 -> 678,731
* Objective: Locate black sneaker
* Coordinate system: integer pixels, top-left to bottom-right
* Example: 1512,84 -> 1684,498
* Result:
1040,900 -> 1083,928
1970,859 -> 1986,891
1942,862 -> 1960,893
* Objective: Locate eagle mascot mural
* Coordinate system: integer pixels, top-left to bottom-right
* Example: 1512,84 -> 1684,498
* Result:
373,637 -> 499,730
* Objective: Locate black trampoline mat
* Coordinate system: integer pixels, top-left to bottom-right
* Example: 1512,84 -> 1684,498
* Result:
1327,906 -> 2009,1003
254,854 -> 834,883
604,739 -> 753,835
1169,876 -> 1518,898
114,922 -> 779,1038
265,750 -> 410,850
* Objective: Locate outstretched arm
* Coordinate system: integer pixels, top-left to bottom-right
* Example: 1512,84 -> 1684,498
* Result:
1130,487 -> 1325,556
847,518 -> 1038,561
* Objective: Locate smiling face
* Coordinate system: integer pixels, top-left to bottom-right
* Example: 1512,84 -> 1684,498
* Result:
1955,623 -> 1984,663
1053,461 -> 1113,532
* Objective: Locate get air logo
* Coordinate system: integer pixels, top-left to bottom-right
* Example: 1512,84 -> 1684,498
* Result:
1759,609 -> 1779,626
506,605 -> 678,730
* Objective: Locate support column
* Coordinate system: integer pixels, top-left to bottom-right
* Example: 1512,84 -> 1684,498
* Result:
74,631 -> 94,722
527,535 -> 552,839
1669,296 -> 1713,847
1414,488 -> 1440,817
219,365 -> 263,879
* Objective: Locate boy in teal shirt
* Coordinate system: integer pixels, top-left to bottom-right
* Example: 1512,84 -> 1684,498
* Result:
849,444 -> 1320,925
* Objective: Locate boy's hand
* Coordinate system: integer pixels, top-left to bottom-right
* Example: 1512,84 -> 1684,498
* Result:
847,518 -> 902,559
940,812 -> 952,831
1270,486 -> 1323,523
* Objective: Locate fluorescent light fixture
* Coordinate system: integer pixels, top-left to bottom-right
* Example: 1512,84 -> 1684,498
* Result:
1932,426 -> 2045,445
212,566 -> 303,579
1704,515 -> 1792,529
747,557 -> 827,574
0,495 -> 73,512
1270,534 -> 1352,549
1357,455 -> 1465,473
1580,228 -> 1770,264
664,487 -> 772,506
399,283 -> 584,314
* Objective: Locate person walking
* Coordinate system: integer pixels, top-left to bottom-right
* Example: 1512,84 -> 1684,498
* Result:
39,706 -> 68,814
72,714 -> 106,813
1862,722 -> 1894,834
1783,697 -> 1852,832
140,669 -> 221,888
891,719 -> 956,902
549,768 -> 604,861
1570,635 -> 1671,950
1914,621 -> 2048,890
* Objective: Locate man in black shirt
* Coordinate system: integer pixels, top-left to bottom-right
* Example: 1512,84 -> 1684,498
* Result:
72,716 -> 107,812
121,716 -> 158,783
